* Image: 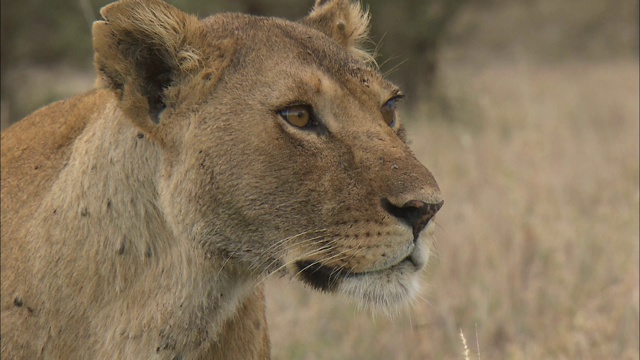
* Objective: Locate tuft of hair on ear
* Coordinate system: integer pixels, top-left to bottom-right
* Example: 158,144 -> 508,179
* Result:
302,0 -> 375,64
92,0 -> 202,125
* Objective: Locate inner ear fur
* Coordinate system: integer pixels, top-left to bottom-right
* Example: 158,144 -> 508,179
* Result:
93,0 -> 202,126
301,0 -> 374,64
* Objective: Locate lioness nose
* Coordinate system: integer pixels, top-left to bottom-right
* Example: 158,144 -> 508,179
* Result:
382,199 -> 444,239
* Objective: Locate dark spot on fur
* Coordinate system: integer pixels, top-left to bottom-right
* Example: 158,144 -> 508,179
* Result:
13,297 -> 23,307
146,246 -> 152,258
136,133 -> 144,139
254,320 -> 262,331
27,306 -> 34,314
34,165 -> 40,170
81,208 -> 88,217
107,200 -> 112,209
53,209 -> 57,215
117,241 -> 126,255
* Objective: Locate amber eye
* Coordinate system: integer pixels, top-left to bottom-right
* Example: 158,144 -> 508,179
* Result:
381,97 -> 401,127
279,105 -> 312,128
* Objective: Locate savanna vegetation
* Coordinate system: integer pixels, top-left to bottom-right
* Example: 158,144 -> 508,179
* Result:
1,0 -> 638,358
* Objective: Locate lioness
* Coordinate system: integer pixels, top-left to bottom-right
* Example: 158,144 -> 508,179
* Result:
1,0 -> 442,358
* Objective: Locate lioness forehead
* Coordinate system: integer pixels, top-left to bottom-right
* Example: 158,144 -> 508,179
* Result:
202,14 -> 397,97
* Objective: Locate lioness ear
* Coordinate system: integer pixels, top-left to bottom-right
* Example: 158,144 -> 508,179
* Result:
301,0 -> 374,64
93,0 -> 201,126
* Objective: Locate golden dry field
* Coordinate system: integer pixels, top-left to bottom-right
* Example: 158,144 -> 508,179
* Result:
265,59 -> 639,359
1,52 -> 637,360
1,1 -> 637,358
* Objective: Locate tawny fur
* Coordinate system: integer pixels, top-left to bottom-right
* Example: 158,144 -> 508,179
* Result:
1,0 -> 441,358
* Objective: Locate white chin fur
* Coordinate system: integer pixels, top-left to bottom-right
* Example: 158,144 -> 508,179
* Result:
337,245 -> 430,310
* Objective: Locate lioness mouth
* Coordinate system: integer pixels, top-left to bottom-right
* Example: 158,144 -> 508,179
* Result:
295,250 -> 421,292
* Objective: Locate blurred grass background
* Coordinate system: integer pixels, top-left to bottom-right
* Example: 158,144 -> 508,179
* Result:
1,0 -> 638,358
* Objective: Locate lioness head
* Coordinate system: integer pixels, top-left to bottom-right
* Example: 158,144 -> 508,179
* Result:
94,0 -> 442,308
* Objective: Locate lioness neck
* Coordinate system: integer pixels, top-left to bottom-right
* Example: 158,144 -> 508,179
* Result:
0,90 -> 268,359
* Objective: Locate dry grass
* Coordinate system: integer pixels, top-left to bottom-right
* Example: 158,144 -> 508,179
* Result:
1,0 -> 636,358
1,29 -> 636,360
265,58 -> 639,359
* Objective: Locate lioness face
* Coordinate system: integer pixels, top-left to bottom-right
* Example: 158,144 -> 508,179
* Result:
95,0 -> 442,308
156,18 -> 443,308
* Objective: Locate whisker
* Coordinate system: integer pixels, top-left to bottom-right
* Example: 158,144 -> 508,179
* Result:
258,239 -> 334,277
217,228 -> 329,277
383,57 -> 408,77
289,250 -> 346,281
251,232 -> 332,274
255,246 -> 337,287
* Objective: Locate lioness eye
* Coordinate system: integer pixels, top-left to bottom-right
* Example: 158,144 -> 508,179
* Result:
381,96 -> 403,127
279,106 -> 312,128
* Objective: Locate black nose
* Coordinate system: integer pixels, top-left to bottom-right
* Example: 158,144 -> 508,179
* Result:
382,199 -> 444,238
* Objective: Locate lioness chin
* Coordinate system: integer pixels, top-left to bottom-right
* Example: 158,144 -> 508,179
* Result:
1,0 -> 442,358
